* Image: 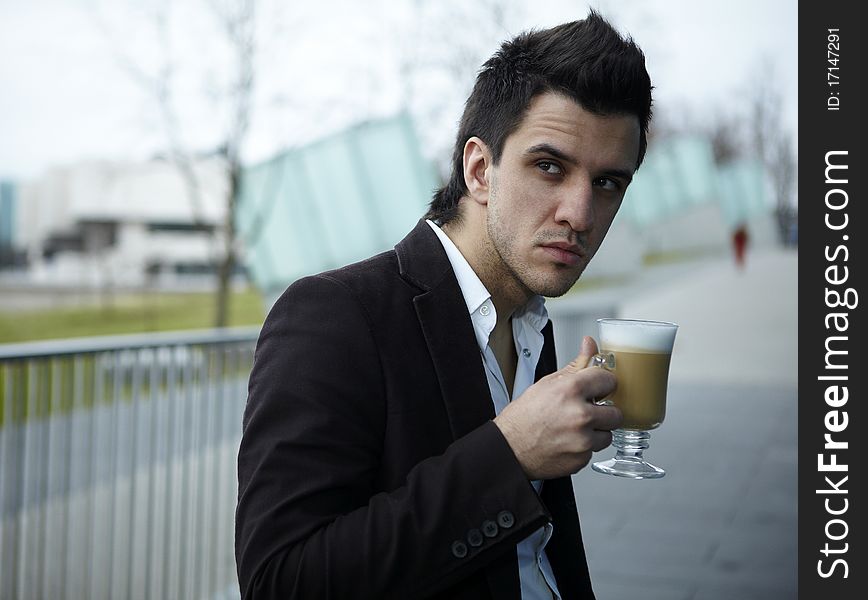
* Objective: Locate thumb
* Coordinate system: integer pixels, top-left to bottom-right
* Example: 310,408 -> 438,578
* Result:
565,335 -> 599,373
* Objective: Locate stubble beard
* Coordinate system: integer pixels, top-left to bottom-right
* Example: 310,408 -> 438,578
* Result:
485,191 -> 586,301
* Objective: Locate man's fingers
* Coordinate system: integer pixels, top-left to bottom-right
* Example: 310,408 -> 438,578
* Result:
568,365 -> 617,401
550,338 -> 617,400
565,336 -> 599,373
590,404 -> 623,432
590,429 -> 614,452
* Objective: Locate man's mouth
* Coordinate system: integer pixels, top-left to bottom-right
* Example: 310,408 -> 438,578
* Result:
539,242 -> 584,266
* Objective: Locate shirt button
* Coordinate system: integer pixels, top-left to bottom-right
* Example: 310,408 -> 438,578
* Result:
480,304 -> 490,316
522,348 -> 531,358
497,510 -> 515,529
467,529 -> 484,547
451,540 -> 468,558
482,520 -> 499,538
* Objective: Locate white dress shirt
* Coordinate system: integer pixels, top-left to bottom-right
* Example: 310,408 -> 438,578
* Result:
427,220 -> 561,600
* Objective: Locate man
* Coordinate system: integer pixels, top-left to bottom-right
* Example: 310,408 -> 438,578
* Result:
236,11 -> 652,599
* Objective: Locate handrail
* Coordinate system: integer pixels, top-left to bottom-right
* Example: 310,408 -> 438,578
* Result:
0,327 -> 256,599
0,326 -> 261,360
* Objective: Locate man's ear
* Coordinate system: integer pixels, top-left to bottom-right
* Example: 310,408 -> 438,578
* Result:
462,137 -> 492,206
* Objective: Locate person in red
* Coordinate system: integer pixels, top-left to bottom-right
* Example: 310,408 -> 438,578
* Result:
732,224 -> 749,269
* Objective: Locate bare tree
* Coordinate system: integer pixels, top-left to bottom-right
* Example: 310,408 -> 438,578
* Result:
654,58 -> 798,245
395,0 -> 524,179
207,0 -> 256,327
745,62 -> 798,244
706,111 -> 745,166
97,0 -> 260,327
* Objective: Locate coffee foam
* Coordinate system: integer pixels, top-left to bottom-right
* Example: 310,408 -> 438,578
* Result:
598,319 -> 678,352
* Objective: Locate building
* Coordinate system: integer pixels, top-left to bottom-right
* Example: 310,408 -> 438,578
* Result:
5,156 -> 230,289
3,117 -> 782,305
583,134 -> 780,279
237,113 -> 438,307
0,181 -> 25,269
238,119 -> 781,308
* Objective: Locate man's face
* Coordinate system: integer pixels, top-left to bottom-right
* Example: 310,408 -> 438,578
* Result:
481,91 -> 640,301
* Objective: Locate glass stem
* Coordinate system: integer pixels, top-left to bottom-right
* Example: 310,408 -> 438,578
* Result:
612,429 -> 650,459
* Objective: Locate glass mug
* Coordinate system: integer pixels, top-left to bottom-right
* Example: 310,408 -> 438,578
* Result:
590,318 -> 679,479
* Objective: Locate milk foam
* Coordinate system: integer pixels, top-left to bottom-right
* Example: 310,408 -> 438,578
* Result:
598,319 -> 678,352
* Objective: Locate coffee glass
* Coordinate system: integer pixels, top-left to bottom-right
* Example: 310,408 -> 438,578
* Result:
590,318 -> 678,479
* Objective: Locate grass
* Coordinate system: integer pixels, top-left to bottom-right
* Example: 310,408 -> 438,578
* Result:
1,246 -> 711,345
0,289 -> 262,426
0,289 -> 266,344
642,246 -> 721,266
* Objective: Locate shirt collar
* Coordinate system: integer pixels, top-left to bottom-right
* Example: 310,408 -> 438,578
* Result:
426,220 -> 490,315
514,293 -> 549,333
426,220 -> 549,343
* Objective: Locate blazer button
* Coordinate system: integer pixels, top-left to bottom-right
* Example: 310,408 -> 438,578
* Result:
481,520 -> 499,538
497,510 -> 515,529
467,529 -> 484,547
451,540 -> 468,559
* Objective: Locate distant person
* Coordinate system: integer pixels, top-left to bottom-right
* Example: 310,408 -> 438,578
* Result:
732,223 -> 749,269
236,11 -> 652,599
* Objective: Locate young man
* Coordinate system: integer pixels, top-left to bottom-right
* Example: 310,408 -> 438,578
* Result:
236,11 -> 652,599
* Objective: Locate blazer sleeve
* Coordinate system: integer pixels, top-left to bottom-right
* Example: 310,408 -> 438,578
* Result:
235,275 -> 551,599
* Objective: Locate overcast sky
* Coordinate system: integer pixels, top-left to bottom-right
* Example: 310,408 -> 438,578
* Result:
0,0 -> 797,180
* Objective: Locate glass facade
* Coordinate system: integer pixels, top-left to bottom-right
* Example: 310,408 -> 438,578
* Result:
237,114 -> 438,307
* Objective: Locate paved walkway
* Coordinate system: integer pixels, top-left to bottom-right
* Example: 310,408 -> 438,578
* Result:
563,248 -> 798,600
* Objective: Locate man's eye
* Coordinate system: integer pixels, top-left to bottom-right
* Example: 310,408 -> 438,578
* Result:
537,161 -> 563,175
593,177 -> 620,192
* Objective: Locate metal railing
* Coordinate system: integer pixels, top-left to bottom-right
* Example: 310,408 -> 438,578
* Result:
0,327 -> 259,600
0,301 -> 612,600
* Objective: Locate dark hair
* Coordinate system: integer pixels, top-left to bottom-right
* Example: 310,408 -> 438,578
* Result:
425,11 -> 653,225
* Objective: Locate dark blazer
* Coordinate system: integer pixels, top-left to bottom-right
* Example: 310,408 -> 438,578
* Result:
236,220 -> 595,599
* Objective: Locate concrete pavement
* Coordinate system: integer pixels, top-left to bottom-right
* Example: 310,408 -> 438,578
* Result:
561,248 -> 798,600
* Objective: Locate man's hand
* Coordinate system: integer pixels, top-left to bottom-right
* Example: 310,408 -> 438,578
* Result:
493,336 -> 622,480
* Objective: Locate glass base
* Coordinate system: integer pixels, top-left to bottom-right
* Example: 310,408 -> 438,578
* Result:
592,455 -> 665,479
592,429 -> 665,479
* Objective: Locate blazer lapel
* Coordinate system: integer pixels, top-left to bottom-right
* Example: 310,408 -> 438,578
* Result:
397,223 -> 592,600
396,221 -> 495,440
396,221 -> 562,438
535,321 -> 557,382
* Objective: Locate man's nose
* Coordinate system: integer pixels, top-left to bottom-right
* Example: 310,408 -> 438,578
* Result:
553,180 -> 594,232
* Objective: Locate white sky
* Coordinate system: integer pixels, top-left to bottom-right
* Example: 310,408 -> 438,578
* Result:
0,0 -> 798,180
